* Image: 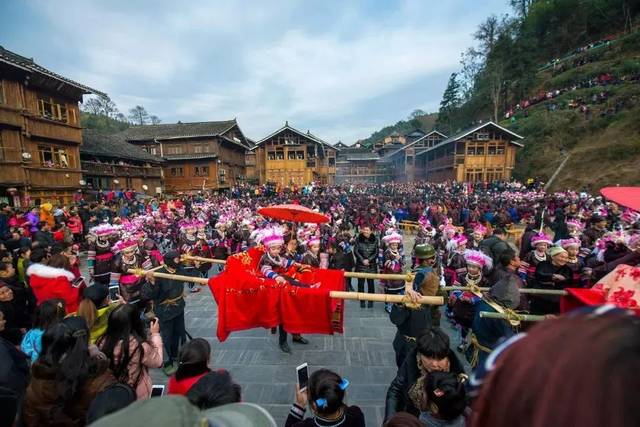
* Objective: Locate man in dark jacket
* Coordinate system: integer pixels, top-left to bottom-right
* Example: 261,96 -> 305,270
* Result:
385,327 -> 466,421
33,222 -> 55,250
141,251 -> 186,376
354,226 -> 379,308
479,227 -> 509,264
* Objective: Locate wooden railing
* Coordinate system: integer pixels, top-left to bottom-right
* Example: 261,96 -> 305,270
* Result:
82,161 -> 163,178
25,116 -> 82,143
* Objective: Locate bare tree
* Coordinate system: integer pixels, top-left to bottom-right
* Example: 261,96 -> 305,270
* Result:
474,15 -> 500,56
82,97 -> 103,115
149,115 -> 162,125
485,60 -> 504,123
128,105 -> 150,125
510,0 -> 533,19
459,47 -> 483,101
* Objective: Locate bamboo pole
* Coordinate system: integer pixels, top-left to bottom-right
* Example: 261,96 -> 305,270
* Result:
442,286 -> 567,295
182,255 -> 413,281
128,269 -> 443,306
480,311 -> 547,322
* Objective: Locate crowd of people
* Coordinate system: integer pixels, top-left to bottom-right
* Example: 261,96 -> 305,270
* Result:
0,180 -> 639,426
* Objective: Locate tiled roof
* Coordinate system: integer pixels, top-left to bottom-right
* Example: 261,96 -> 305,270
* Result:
0,45 -> 104,96
163,153 -> 219,161
253,122 -> 337,151
416,121 -> 524,156
81,130 -> 164,163
121,120 -> 238,142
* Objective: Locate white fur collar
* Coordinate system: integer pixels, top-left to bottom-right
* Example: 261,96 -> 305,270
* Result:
26,263 -> 75,280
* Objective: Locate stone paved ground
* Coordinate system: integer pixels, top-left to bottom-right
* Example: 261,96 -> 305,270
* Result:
91,233 -> 465,426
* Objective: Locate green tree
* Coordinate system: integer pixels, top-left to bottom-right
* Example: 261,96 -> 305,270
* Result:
437,73 -> 462,134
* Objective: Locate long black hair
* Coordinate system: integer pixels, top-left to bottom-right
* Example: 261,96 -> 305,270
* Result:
39,316 -> 91,403
175,338 -> 211,381
186,370 -> 241,410
33,298 -> 66,330
308,369 -> 346,416
97,304 -> 148,388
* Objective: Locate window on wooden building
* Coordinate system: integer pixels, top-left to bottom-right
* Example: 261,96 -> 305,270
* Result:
170,167 -> 184,177
194,144 -> 210,153
496,143 -> 505,154
219,169 -> 226,183
328,157 -> 335,166
276,152 -> 284,160
288,151 -> 296,160
296,151 -> 305,160
194,166 -> 209,177
38,96 -> 68,122
267,151 -> 276,160
165,145 -> 183,155
38,145 -> 74,168
466,168 -> 483,182
0,81 -> 5,104
476,132 -> 490,141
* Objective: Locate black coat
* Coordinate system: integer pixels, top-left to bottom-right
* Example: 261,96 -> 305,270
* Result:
329,250 -> 354,271
385,347 -> 466,421
479,235 -> 510,263
530,261 -> 573,315
354,234 -> 379,273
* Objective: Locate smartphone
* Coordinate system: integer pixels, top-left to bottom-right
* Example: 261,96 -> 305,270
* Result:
151,385 -> 164,397
296,363 -> 309,392
71,276 -> 85,288
108,285 -> 120,301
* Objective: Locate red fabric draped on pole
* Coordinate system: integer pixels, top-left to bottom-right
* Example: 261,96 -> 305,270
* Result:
561,264 -> 640,316
208,247 -> 345,341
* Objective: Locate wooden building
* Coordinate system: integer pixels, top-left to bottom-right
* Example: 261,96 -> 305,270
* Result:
382,130 -> 447,182
122,120 -> 251,193
418,121 -> 523,182
0,46 -> 102,206
80,130 -> 164,194
251,122 -> 337,186
335,142 -> 383,184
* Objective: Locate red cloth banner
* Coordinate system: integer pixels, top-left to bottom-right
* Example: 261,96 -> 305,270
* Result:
560,264 -> 640,316
208,247 -> 345,341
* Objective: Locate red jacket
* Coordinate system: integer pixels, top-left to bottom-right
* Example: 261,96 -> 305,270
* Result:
67,216 -> 83,234
26,264 -> 81,313
167,371 -> 209,396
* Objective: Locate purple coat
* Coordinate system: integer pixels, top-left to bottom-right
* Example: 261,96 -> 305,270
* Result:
26,212 -> 39,233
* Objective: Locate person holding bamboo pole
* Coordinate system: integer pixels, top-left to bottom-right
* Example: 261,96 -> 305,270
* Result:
389,245 -> 439,369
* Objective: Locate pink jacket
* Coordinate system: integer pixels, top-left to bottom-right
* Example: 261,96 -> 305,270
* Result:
109,333 -> 163,399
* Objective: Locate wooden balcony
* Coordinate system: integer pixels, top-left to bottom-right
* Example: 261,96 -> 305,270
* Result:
26,167 -> 83,189
25,115 -> 82,144
82,161 -> 163,178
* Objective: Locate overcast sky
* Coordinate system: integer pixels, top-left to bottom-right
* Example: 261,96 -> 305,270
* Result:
1,0 -> 510,143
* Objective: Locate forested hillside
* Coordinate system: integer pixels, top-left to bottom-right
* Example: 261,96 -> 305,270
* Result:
360,1 -> 640,190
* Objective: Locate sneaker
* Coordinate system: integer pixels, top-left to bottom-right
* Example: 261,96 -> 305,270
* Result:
292,336 -> 309,345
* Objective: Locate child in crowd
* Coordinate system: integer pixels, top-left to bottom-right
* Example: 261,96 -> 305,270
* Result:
20,299 -> 66,362
286,368 -> 364,427
420,372 -> 467,427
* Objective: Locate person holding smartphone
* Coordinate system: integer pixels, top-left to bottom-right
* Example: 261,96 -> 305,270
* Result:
141,251 -> 186,376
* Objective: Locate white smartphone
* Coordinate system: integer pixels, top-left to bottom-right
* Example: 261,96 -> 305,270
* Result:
108,285 -> 120,301
296,363 -> 309,392
151,385 -> 165,397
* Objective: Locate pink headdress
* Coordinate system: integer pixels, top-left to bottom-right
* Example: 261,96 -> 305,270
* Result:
473,224 -> 487,236
382,232 -> 402,245
307,236 -> 321,247
259,226 -> 285,248
565,219 -> 584,230
112,238 -> 138,254
531,232 -> 552,247
179,220 -> 197,231
464,249 -> 492,271
90,224 -> 119,237
418,215 -> 432,229
620,210 -> 640,225
559,237 -> 581,249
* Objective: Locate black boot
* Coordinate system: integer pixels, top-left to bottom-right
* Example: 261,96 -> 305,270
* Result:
367,301 -> 374,308
279,342 -> 291,353
360,301 -> 366,308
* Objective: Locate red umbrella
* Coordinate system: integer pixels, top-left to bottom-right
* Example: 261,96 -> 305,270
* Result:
600,187 -> 640,211
258,204 -> 330,224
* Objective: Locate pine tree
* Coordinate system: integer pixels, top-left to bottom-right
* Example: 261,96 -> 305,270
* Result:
437,73 -> 462,134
